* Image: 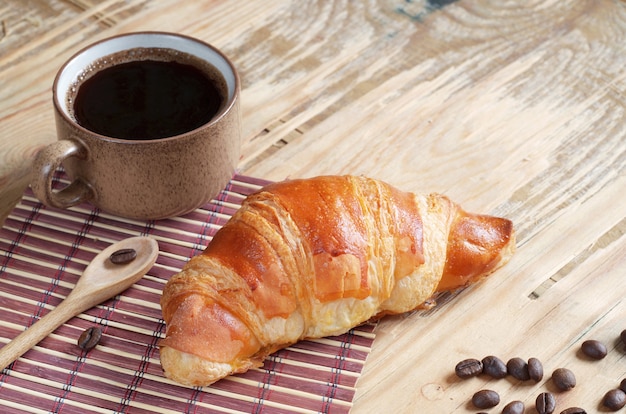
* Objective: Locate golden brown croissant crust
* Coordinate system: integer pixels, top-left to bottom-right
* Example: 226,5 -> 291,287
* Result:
159,175 -> 515,386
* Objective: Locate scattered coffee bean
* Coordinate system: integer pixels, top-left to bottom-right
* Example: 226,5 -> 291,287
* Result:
552,367 -> 576,391
455,358 -> 483,378
507,357 -> 530,381
621,329 -> 626,346
472,389 -> 500,409
109,248 -> 137,265
528,357 -> 544,382
559,408 -> 586,414
602,389 -> 626,411
536,392 -> 556,414
502,400 -> 524,414
481,355 -> 507,379
580,339 -> 607,360
619,378 -> 626,393
78,326 -> 102,351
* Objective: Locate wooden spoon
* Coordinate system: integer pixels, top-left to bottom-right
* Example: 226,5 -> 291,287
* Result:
0,236 -> 159,371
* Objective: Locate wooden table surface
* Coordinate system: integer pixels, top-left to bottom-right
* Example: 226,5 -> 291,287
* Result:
1,1 -> 625,412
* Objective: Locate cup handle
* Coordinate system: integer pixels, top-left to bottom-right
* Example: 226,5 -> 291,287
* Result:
31,139 -> 94,209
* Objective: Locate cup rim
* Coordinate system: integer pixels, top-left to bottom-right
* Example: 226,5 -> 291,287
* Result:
52,31 -> 240,143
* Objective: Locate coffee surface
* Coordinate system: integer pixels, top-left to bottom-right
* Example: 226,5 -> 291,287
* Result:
73,58 -> 223,140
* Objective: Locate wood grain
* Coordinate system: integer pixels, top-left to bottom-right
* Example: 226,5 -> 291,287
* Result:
0,0 -> 625,412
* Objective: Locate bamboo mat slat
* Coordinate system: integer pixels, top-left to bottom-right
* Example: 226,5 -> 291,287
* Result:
0,171 -> 375,414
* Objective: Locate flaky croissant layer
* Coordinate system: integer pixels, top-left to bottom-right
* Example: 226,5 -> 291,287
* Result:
159,175 -> 515,386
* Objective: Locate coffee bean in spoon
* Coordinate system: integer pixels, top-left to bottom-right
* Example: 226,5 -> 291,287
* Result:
109,248 -> 137,265
471,389 -> 500,409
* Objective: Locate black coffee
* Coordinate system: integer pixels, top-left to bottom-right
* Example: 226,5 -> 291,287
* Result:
72,50 -> 224,140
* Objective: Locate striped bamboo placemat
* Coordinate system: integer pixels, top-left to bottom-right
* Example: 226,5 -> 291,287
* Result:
0,172 -> 375,414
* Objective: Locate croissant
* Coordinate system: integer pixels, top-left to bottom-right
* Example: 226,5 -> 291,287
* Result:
159,175 -> 515,386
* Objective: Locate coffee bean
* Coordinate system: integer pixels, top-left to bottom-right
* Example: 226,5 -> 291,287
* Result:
482,355 -> 507,379
528,357 -> 544,382
502,400 -> 524,414
78,326 -> 102,351
471,389 -> 500,409
109,248 -> 137,265
620,329 -> 626,346
552,367 -> 576,391
455,358 -> 483,378
559,408 -> 586,414
581,339 -> 607,360
602,389 -> 626,411
507,357 -> 530,381
536,392 -> 556,414
619,378 -> 626,393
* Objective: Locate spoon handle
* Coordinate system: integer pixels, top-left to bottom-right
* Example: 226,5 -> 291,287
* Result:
0,298 -> 80,372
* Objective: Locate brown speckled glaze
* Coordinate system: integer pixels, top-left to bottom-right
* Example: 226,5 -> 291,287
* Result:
31,32 -> 240,220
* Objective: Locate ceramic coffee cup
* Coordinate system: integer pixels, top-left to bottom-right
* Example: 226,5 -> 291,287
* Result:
31,32 -> 240,220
